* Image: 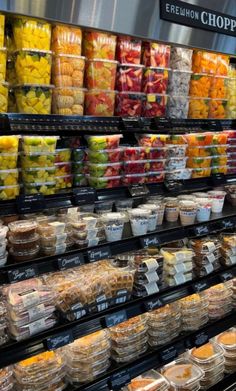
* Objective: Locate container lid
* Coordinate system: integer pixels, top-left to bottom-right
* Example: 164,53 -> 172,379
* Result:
14,48 -> 52,54
25,181 -> 56,187
170,69 -> 193,74
123,173 -> 147,178
162,359 -> 204,387
144,66 -> 171,71
88,162 -> 121,167
0,184 -> 20,190
8,220 -> 38,233
54,86 -> 87,91
118,63 -> 144,68
21,151 -> 56,156
189,96 -> 211,100
23,166 -> 56,172
54,54 -> 85,59
86,89 -> 116,94
123,159 -> 149,164
9,233 -> 39,245
87,147 -> 123,153
216,329 -> 236,349
86,174 -> 122,180
117,91 -> 145,96
190,342 -> 224,363
87,58 -> 118,64
129,208 -> 151,217
14,84 -> 54,89
191,73 -> 213,77
55,162 -> 72,166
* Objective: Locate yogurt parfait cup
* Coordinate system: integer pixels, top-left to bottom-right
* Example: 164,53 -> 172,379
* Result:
129,208 -> 150,236
196,198 -> 212,222
139,204 -> 158,231
165,198 -> 179,223
179,201 -> 197,226
207,191 -> 226,213
101,213 -> 125,242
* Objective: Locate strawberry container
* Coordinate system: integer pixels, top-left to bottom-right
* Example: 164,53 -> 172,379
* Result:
123,160 -> 148,174
116,64 -> 144,92
142,42 -> 171,68
115,92 -> 145,117
87,175 -> 122,189
123,146 -> 146,161
142,94 -> 168,117
116,36 -> 142,65
122,173 -> 146,185
87,162 -> 122,177
142,67 -> 169,94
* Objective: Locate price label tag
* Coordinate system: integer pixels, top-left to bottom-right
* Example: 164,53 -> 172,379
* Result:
209,120 -> 222,132
129,184 -> 149,197
110,369 -> 131,390
46,330 -> 74,350
220,271 -> 235,282
155,117 -> 172,129
194,225 -> 209,237
140,235 -> 160,248
193,331 -> 209,347
211,173 -> 226,186
87,246 -> 111,262
73,187 -> 96,206
193,280 -> 209,293
160,345 -> 178,364
105,310 -> 127,328
221,219 -> 235,230
17,194 -> 45,214
57,253 -> 84,270
122,117 -> 140,130
144,297 -> 163,311
8,265 -> 38,283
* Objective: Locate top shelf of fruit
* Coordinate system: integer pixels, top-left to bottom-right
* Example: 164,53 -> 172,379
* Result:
0,14 -> 235,120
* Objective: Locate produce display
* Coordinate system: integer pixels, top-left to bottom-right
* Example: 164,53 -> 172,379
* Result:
116,35 -> 142,64
83,31 -> 117,60
15,85 -> 52,114
189,74 -> 212,97
14,49 -> 52,84
142,67 -> 169,94
85,89 -> 115,116
142,42 -> 171,67
52,87 -> 85,115
52,54 -> 85,87
142,93 -> 168,117
188,97 -> 210,119
116,64 -> 143,92
115,92 -> 144,117
85,59 -> 117,90
12,17 -> 51,50
51,25 -> 82,55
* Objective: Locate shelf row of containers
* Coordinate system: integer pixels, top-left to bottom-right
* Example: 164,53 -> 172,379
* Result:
0,14 -> 234,117
1,130 -> 236,197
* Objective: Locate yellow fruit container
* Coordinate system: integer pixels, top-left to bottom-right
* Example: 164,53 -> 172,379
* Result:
189,74 -> 212,98
8,89 -> 17,113
0,82 -> 9,113
226,77 -> 236,119
208,99 -> 228,119
0,136 -> 19,153
15,50 -> 52,84
22,166 -> 56,183
216,54 -> 229,76
12,17 -> 51,50
52,87 -> 86,115
0,153 -> 18,169
55,174 -> 73,190
192,50 -> 217,74
188,97 -> 210,119
52,54 -> 85,87
22,135 -> 58,154
0,184 -> 20,200
21,153 -> 56,169
83,31 -> 117,60
0,14 -> 5,48
51,25 -> 82,55
15,84 -> 53,114
191,168 -> 211,178
6,60 -> 17,85
0,48 -> 7,81
24,181 -> 56,195
209,76 -> 228,99
187,156 -> 212,169
0,169 -> 19,186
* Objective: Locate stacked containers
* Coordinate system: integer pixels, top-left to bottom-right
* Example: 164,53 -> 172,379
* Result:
38,220 -> 67,256
8,220 -> 40,262
142,42 -> 171,117
179,294 -> 209,331
55,148 -> 73,191
220,233 -> 236,267
161,247 -> 194,287
167,47 -> 193,118
0,13 -> 8,113
0,135 -> 20,200
203,283 -> 233,320
21,136 -> 58,195
86,135 -> 123,189
0,301 -> 9,346
191,237 -> 221,278
115,35 -> 144,117
72,147 -> 88,187
225,130 -> 236,174
64,330 -> 111,384
189,342 -> 225,389
161,358 -> 204,390
51,25 -> 86,115
165,134 -> 190,181
0,226 -> 8,267
226,64 -> 236,118
84,31 -> 117,116
216,328 -> 236,374
0,367 -> 14,391
11,17 -> 53,114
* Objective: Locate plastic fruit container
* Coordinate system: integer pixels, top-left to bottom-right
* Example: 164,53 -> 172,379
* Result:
0,14 -> 5,47
55,148 -> 71,163
15,84 -> 53,114
188,97 -> 210,119
170,47 -> 193,71
168,70 -> 191,96
0,184 -> 20,200
88,162 -> 122,177
116,35 -> 141,64
73,147 -> 87,161
192,50 -> 217,74
22,166 -> 56,183
12,17 -> 51,50
86,135 -> 122,151
51,25 -> 82,55
72,161 -> 84,174
136,134 -> 170,147
85,59 -> 117,90
123,146 -> 146,161
87,175 -> 121,189
216,54 -> 230,76
167,95 -> 189,119
123,160 -> 148,174
21,153 -> 55,168
55,174 -> 73,190
74,174 -> 87,187
116,64 -> 143,92
143,93 -> 168,117
189,74 -> 212,97
85,89 -> 115,116
0,48 -> 6,82
0,82 -> 8,113
115,92 -> 145,116
208,99 -> 227,119
185,132 -> 213,146
146,171 -> 165,183
211,165 -> 227,174
52,87 -> 85,115
122,173 -> 146,185
52,54 -> 85,87
145,146 -> 167,159
209,76 -> 228,99
191,168 -> 211,178
187,156 -> 212,169
0,169 -> 19,186
24,181 -> 56,195
83,31 -> 117,60
87,148 -> 123,163
0,153 -> 18,169
22,136 -> 58,154
211,154 -> 227,167
0,136 -> 19,153
142,67 -> 169,94
55,161 -> 72,177
14,49 -> 52,84
142,42 -> 171,67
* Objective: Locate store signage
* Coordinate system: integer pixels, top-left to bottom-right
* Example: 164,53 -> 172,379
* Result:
194,225 -> 209,237
105,310 -> 127,327
129,184 -> 149,197
87,245 -> 111,262
17,194 -> 45,213
73,187 -> 96,206
144,297 -> 163,311
110,369 -> 131,390
220,271 -> 235,282
160,0 -> 236,37
193,280 -> 209,292
160,345 -> 178,363
46,330 -> 74,350
8,266 -> 38,283
57,253 -> 84,270
221,219 -> 235,230
193,331 -> 209,347
141,235 -> 160,248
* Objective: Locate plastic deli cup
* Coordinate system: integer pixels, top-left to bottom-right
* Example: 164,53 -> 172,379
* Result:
101,213 -> 124,242
196,198 -> 212,222
129,208 -> 150,236
207,191 -> 226,213
165,198 -> 179,223
179,201 -> 197,226
139,204 -> 158,231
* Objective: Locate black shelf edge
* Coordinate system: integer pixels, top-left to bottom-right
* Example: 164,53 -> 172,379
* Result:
0,264 -> 235,369
65,312 -> 236,391
207,373 -> 236,391
1,203 -> 236,284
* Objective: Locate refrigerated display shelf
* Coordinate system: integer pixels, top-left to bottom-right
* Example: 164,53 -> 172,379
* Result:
0,202 -> 236,284
62,312 -> 236,391
0,264 -> 235,369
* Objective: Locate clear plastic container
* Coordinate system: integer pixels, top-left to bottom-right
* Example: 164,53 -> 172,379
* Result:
115,91 -> 145,117
55,174 -> 73,190
41,243 -> 66,256
165,157 -> 188,170
14,49 -> 52,84
22,166 -> 55,183
56,148 -> 71,162
165,199 -> 179,222
116,63 -> 144,92
87,162 -> 122,177
40,233 -> 67,247
208,98 -> 228,119
86,134 -> 123,151
87,175 -> 121,189
52,54 -> 85,87
22,136 -> 58,154
192,50 -> 217,74
0,184 -> 20,200
129,208 -> 150,236
21,152 -> 55,169
188,97 -> 210,119
0,168 -> 19,187
190,342 -> 225,370
102,212 -> 125,242
142,93 -> 168,117
196,198 -> 212,222
207,190 -> 226,213
122,173 -> 146,185
24,181 -> 56,195
85,59 -> 118,90
170,47 -> 193,71
87,147 -> 123,163
116,35 -> 142,65
136,133 -> 170,147
167,95 -> 189,118
191,167 -> 211,178
0,14 -> 5,47
123,369 -> 170,391
9,233 -> 39,251
0,48 -> 7,82
166,144 -> 187,158
48,221 -> 65,235
83,31 -> 117,60
51,25 -> 82,55
168,69 -> 192,96
209,76 -> 228,99
142,67 -> 169,94
12,17 -> 51,50
189,73 -> 212,97
123,160 -> 148,174
0,82 -> 8,112
15,84 -> 53,114
85,89 -> 115,116
165,169 -> 192,181
55,162 -> 72,176
52,87 -> 85,115
162,359 -> 204,390
142,42 -> 171,67
95,201 -> 113,214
